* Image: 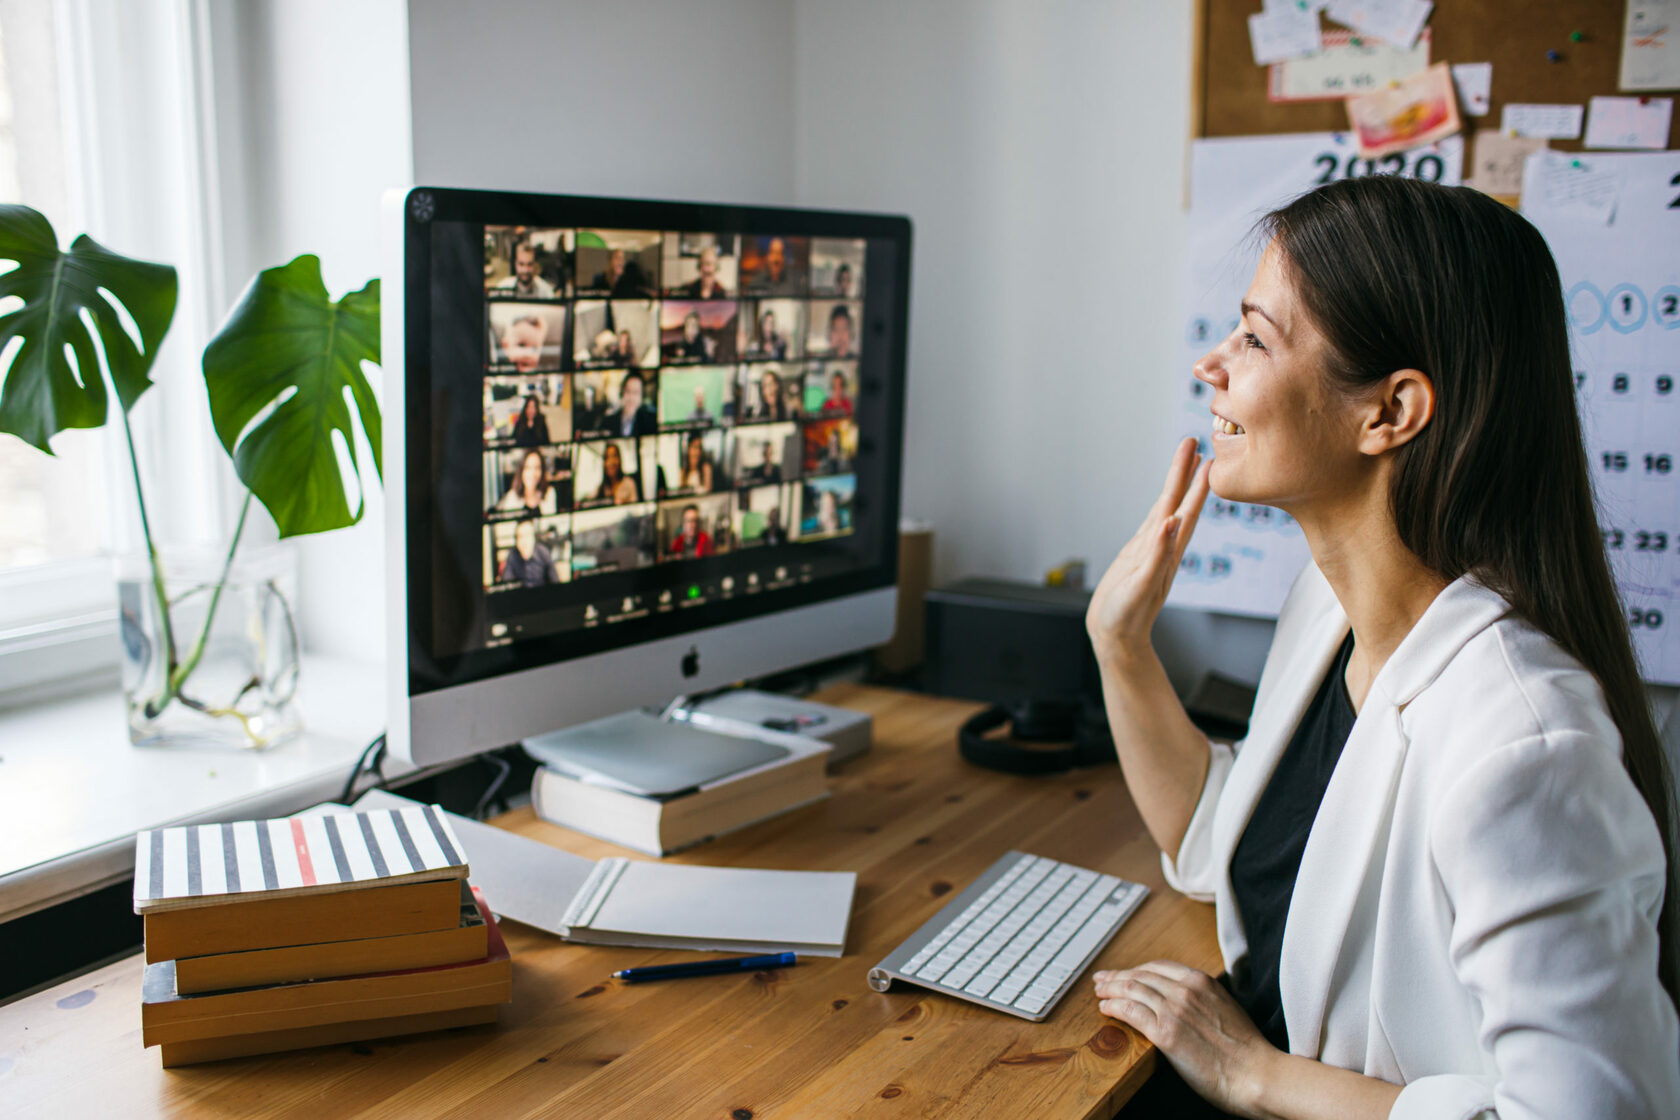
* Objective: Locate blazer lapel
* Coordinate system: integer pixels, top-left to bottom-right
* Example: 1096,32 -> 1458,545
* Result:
1279,577 -> 1512,1058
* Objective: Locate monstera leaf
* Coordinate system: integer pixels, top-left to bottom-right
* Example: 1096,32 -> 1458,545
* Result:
0,205 -> 178,451
203,255 -> 381,538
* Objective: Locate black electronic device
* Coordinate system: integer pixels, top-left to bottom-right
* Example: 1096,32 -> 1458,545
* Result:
923,578 -> 1113,775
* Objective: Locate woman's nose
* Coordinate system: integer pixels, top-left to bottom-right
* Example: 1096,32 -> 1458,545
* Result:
1192,349 -> 1227,390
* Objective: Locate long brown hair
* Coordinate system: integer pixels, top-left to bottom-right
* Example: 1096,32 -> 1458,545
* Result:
1263,175 -> 1678,1006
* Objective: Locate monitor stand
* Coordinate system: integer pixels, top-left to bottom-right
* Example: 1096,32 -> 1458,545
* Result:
520,703 -> 791,798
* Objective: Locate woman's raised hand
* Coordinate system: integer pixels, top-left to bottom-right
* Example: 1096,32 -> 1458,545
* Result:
1086,437 -> 1211,662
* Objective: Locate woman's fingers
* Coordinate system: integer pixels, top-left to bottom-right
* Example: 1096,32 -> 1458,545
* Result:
1170,460 -> 1212,569
1150,437 -> 1202,522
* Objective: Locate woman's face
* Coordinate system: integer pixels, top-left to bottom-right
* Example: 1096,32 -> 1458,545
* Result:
1193,243 -> 1367,512
520,451 -> 544,496
603,442 -> 622,478
761,373 -> 779,406
819,491 -> 838,527
683,313 -> 701,341
761,311 -> 777,337
522,396 -> 539,422
687,437 -> 703,467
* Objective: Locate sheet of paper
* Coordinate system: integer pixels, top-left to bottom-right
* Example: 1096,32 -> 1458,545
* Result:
1450,61 -> 1492,116
1621,0 -> 1680,91
1520,150 -> 1680,684
1501,103 -> 1585,140
1249,4 -> 1323,66
1585,95 -> 1674,150
1173,132 -> 1462,619
1270,29 -> 1429,102
1325,0 -> 1433,51
1345,62 -> 1461,158
1523,150 -> 1621,226
1469,130 -> 1547,196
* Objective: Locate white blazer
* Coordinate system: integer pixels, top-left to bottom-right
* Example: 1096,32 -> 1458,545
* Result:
1164,564 -> 1680,1119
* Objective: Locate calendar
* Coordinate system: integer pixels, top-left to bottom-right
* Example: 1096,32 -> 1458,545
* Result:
1169,132 -> 1464,618
1522,151 -> 1680,685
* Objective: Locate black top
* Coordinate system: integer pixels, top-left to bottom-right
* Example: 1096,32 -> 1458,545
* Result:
1229,631 -> 1357,1052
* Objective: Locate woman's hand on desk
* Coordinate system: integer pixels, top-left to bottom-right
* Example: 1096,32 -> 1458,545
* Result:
1094,960 -> 1273,1117
1086,437 -> 1210,664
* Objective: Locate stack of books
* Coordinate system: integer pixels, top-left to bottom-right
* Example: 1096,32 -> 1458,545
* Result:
132,804 -> 512,1066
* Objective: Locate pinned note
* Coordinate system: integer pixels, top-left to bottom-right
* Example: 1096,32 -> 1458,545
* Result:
1449,62 -> 1492,116
1621,1 -> 1680,91
1324,0 -> 1433,51
1271,29 -> 1429,102
1501,103 -> 1584,140
1249,4 -> 1323,66
1469,130 -> 1546,197
1345,61 -> 1461,158
1521,150 -> 1620,226
1584,95 -> 1673,150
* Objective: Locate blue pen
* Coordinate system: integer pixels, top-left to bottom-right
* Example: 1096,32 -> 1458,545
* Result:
612,951 -> 797,983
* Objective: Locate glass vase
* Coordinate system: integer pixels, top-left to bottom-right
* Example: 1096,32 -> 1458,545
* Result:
118,544 -> 302,749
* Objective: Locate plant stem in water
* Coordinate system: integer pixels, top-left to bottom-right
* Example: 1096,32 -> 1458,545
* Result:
167,491 -> 254,697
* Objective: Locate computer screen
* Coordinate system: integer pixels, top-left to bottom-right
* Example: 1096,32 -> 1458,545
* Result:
384,188 -> 910,764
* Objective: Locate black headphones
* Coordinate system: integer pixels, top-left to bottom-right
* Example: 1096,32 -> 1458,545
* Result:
957,699 -> 1116,775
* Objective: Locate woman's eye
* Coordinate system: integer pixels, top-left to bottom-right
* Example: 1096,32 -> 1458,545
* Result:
1242,331 -> 1265,351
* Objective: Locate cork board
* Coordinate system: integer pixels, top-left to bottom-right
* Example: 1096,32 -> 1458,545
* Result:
1195,1 -> 1680,151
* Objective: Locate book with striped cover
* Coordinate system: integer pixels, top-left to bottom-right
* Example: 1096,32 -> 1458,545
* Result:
133,805 -> 469,915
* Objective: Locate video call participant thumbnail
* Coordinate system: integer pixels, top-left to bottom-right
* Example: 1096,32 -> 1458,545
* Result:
806,300 -> 861,359
654,429 -> 727,496
810,238 -> 865,299
658,494 -> 733,559
576,230 -> 660,298
573,300 -> 659,368
740,299 -> 805,361
570,503 -> 657,576
800,473 -> 856,539
729,421 -> 800,487
662,233 -> 738,299
574,369 -> 658,439
488,303 -> 567,372
485,446 -> 572,517
802,417 -> 857,476
805,362 -> 857,417
575,438 -> 654,508
740,364 -> 799,421
660,300 -> 739,365
739,235 -> 808,296
657,365 -> 733,429
483,374 -> 571,448
485,226 -> 572,299
484,514 -> 572,589
734,482 -> 799,548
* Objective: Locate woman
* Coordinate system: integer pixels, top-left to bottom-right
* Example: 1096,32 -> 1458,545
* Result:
752,367 -> 790,420
508,393 -> 549,447
679,432 -> 713,494
593,441 -> 640,506
754,308 -> 788,359
672,310 -> 711,361
615,328 -> 639,367
1088,177 -> 1679,1119
495,448 -> 557,515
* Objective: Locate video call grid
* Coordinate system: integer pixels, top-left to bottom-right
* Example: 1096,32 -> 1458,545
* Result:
478,228 -> 867,592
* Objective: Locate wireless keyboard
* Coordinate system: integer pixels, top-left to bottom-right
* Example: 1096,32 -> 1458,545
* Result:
867,850 -> 1149,1021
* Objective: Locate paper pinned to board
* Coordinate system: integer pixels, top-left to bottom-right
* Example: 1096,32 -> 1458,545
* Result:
1621,1 -> 1680,91
1469,130 -> 1547,197
1521,150 -> 1621,226
1584,95 -> 1674,150
1345,61 -> 1461,158
1249,4 -> 1324,66
1450,62 -> 1492,116
1501,103 -> 1585,140
1270,29 -> 1429,102
1325,0 -> 1433,51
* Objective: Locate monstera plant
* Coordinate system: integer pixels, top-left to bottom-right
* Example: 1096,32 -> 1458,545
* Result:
0,203 -> 381,741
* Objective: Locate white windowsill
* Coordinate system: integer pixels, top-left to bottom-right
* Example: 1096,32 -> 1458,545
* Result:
0,654 -> 411,925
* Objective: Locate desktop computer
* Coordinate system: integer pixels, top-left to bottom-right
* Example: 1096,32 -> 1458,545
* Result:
380,187 -> 912,774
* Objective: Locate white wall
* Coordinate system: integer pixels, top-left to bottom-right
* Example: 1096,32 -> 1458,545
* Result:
211,0 -> 413,663
406,0 -> 797,204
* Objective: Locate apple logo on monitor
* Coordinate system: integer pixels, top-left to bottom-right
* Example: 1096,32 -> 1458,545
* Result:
681,646 -> 700,679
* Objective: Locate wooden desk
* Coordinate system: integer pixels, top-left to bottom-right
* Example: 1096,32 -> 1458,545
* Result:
0,685 -> 1220,1119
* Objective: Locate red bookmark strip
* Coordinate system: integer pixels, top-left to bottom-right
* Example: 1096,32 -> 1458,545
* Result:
290,818 -> 318,885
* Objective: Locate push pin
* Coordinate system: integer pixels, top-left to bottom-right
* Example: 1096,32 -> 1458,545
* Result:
1569,31 -> 1584,43
1545,49 -> 1561,62
1350,36 -> 1362,47
1571,159 -> 1583,169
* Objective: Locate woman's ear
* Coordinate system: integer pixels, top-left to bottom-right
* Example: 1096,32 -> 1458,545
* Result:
1359,368 -> 1435,455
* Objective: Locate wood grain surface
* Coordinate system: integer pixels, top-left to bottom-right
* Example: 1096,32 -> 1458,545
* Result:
0,685 -> 1220,1119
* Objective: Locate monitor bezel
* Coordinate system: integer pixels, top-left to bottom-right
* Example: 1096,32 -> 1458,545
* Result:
396,186 -> 911,701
